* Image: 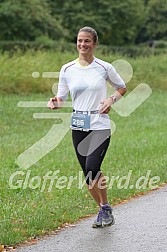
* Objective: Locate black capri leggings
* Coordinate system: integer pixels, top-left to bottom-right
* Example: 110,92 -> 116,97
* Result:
72,129 -> 111,185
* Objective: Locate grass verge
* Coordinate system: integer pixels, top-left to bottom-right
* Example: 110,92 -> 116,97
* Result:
0,89 -> 167,245
0,51 -> 167,94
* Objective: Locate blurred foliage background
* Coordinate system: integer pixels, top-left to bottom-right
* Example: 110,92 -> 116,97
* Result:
0,0 -> 167,94
0,0 -> 166,51
0,1 -> 167,246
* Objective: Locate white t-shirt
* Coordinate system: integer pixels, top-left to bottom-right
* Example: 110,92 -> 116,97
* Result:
57,57 -> 126,130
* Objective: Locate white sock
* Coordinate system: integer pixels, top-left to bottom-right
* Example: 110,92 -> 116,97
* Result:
100,203 -> 109,207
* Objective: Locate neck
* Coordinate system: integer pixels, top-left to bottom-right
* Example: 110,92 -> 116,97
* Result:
78,54 -> 94,66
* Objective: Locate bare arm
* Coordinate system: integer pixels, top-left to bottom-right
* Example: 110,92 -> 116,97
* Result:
99,87 -> 127,114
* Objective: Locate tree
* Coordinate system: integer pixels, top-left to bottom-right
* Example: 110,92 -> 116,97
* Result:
145,0 -> 167,41
0,0 -> 64,41
0,0 -> 166,45
136,0 -> 167,43
101,0 -> 146,45
48,0 -> 146,46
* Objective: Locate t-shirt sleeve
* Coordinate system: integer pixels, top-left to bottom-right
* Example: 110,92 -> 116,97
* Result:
107,64 -> 126,90
56,66 -> 69,101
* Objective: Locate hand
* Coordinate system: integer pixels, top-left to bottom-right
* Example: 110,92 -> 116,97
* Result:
47,97 -> 62,109
99,98 -> 113,114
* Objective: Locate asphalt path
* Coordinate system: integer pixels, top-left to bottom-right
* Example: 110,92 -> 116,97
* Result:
15,185 -> 167,252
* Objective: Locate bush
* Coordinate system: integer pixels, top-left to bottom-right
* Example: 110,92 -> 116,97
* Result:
0,40 -> 167,58
0,50 -> 167,95
97,44 -> 167,58
0,41 -> 76,53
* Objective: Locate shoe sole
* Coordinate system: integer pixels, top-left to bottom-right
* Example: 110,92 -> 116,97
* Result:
102,216 -> 115,227
92,222 -> 103,228
92,217 -> 115,228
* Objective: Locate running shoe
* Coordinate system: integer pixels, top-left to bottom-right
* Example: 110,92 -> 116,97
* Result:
101,204 -> 115,227
92,208 -> 103,228
92,205 -> 115,228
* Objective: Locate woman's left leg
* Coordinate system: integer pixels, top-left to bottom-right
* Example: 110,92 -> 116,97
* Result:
87,172 -> 108,205
72,129 -> 114,227
83,130 -> 114,227
83,129 -> 110,200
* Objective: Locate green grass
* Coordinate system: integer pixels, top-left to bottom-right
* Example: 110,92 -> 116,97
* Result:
0,50 -> 167,94
0,88 -> 167,246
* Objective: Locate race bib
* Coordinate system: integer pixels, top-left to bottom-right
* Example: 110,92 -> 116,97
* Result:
71,113 -> 90,130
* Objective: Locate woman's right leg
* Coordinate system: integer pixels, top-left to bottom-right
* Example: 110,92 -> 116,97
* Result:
87,172 -> 108,205
72,130 -> 101,206
87,184 -> 101,207
72,129 -> 114,227
72,129 -> 110,206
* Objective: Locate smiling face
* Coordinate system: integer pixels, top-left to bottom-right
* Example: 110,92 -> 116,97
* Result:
77,31 -> 97,57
